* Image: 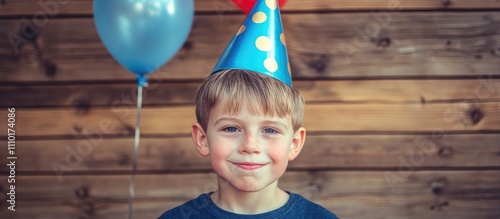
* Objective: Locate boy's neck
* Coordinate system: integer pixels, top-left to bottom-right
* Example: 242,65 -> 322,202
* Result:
210,179 -> 289,214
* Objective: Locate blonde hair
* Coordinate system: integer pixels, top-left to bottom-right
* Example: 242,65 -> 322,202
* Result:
195,69 -> 304,132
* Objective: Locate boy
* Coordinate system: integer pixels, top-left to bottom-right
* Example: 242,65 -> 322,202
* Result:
159,0 -> 338,218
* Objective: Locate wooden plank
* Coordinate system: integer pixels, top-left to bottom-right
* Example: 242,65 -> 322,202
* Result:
1,12 -> 499,82
0,82 -> 199,107
0,171 -> 499,218
0,202 -> 176,219
1,102 -> 499,137
1,0 -> 499,16
2,79 -> 500,107
1,134 -> 498,172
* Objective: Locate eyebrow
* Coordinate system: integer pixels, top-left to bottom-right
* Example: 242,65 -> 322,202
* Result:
262,120 -> 288,131
213,117 -> 289,131
213,117 -> 240,126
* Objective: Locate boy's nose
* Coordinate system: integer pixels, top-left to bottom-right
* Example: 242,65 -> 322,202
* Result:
239,132 -> 261,154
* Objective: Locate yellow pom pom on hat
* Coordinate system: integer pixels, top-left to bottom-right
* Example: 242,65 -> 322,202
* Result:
212,0 -> 292,87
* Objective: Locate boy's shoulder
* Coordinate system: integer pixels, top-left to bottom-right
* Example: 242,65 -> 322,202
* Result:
291,192 -> 339,219
158,192 -> 339,219
158,193 -> 213,219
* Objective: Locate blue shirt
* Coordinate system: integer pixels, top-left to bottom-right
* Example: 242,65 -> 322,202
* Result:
158,192 -> 339,219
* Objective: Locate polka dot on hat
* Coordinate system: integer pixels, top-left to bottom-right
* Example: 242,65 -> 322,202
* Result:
255,36 -> 272,51
266,0 -> 277,10
264,58 -> 278,72
280,33 -> 286,46
252,11 -> 267,23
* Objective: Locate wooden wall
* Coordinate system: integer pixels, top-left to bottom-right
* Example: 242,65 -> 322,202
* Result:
1,0 -> 500,218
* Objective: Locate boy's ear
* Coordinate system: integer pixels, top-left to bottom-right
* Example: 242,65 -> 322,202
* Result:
192,122 -> 210,157
289,127 -> 306,161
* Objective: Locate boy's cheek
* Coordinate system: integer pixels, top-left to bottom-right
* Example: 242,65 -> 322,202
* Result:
208,144 -> 231,159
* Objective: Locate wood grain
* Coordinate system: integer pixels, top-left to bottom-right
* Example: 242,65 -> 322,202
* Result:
1,102 -> 498,137
1,0 -> 499,16
0,134 -> 498,172
1,2 -> 499,219
0,171 -> 499,218
2,79 -> 500,107
1,12 -> 499,82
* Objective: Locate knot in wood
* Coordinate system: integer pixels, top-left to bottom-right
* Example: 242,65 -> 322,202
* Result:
431,177 -> 449,195
73,124 -> 83,133
438,147 -> 454,157
306,54 -> 330,74
75,100 -> 91,116
420,96 -> 426,104
376,37 -> 391,48
118,153 -> 130,165
468,107 -> 484,125
125,124 -> 135,134
75,185 -> 90,199
20,22 -> 39,42
44,61 -> 57,78
442,0 -> 452,7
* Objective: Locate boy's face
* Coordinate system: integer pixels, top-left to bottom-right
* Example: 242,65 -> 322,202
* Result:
192,103 -> 306,192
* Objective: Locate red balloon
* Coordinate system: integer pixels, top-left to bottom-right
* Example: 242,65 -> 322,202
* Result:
231,0 -> 288,14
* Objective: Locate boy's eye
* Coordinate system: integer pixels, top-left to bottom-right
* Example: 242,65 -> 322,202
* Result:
222,127 -> 239,132
263,128 -> 278,134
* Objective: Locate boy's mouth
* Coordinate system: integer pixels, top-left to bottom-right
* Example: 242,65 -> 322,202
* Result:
233,162 -> 266,170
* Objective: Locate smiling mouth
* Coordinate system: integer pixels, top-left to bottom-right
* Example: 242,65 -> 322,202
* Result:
233,163 -> 266,170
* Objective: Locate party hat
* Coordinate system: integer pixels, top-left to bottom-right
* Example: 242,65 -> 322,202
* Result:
212,0 -> 292,87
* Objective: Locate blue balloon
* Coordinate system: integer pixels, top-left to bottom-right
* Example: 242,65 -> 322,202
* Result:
94,0 -> 194,84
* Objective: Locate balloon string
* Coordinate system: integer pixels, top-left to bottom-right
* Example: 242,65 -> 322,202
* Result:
128,85 -> 143,219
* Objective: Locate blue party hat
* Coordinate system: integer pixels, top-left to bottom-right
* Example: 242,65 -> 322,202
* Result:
212,0 -> 292,87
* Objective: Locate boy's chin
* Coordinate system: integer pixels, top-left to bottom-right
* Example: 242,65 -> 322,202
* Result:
221,178 -> 279,193
235,184 -> 267,193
